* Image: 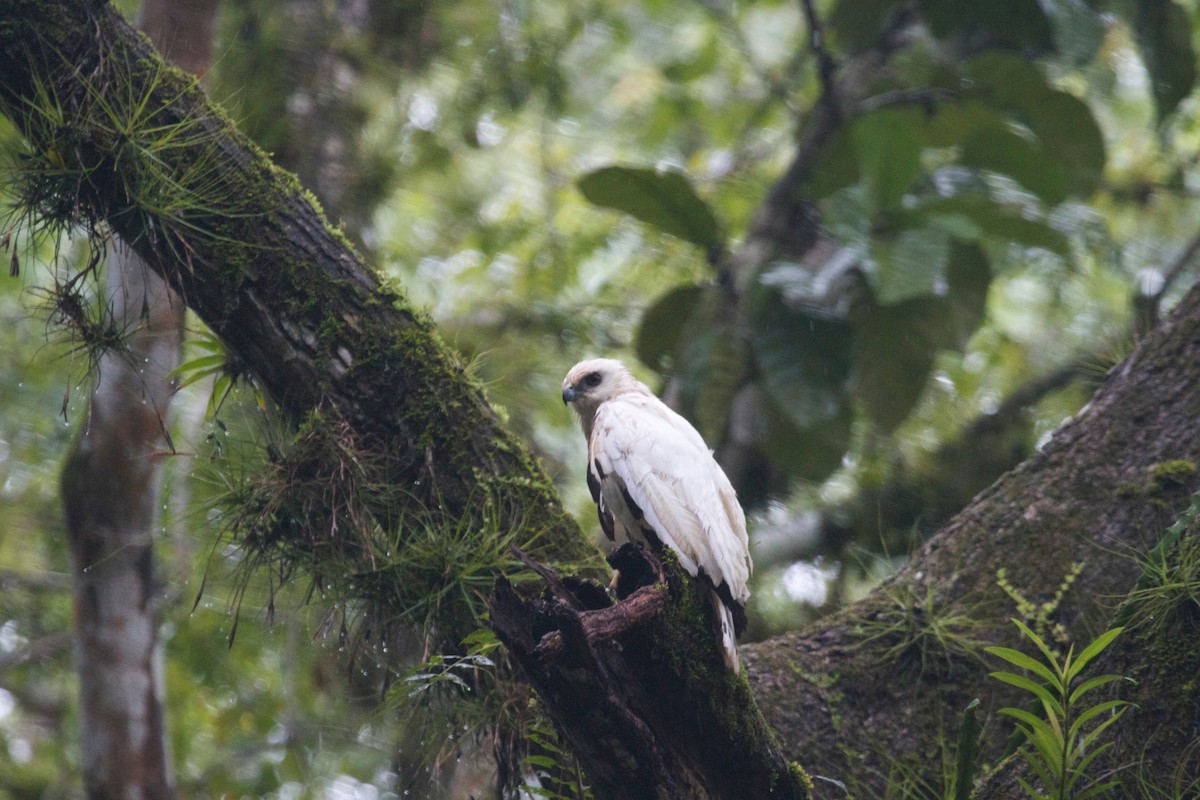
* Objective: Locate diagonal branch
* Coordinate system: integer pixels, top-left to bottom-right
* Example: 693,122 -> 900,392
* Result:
0,0 -> 592,573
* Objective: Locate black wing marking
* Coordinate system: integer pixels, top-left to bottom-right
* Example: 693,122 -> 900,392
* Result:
589,458 -> 616,541
587,459 -> 603,505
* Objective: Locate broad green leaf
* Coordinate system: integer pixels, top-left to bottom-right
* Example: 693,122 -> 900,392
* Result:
852,297 -> 942,431
1133,0 -> 1197,122
674,327 -> 749,444
1021,90 -> 1106,198
870,227 -> 950,304
975,211 -> 1070,255
577,166 -> 721,250
903,196 -> 1070,255
965,53 -> 1105,197
922,211 -> 985,242
851,109 -> 923,212
923,100 -> 1011,148
960,125 -> 1068,205
1000,707 -> 1063,767
746,278 -> 854,432
986,645 -> 1059,687
941,242 -> 991,351
806,126 -> 860,199
827,0 -> 908,53
919,0 -> 1054,52
1068,625 -> 1123,678
758,387 -> 854,481
635,284 -> 706,373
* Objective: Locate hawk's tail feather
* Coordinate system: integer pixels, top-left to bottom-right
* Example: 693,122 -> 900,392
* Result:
711,587 -> 741,674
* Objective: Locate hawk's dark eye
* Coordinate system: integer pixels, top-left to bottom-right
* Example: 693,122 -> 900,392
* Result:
585,372 -> 603,388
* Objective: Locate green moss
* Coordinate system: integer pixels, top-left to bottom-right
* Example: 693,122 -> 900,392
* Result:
789,762 -> 815,794
1146,459 -> 1197,496
1119,460 -> 1198,499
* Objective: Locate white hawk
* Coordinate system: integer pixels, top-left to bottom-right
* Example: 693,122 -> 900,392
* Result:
562,358 -> 752,672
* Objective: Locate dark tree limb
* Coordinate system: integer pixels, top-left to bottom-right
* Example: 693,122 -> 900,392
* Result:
492,546 -> 810,800
742,276 -> 1200,793
798,0 -> 840,125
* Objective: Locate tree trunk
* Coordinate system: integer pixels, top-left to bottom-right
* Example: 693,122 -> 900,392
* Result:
57,1 -> 216,797
61,245 -> 182,800
0,0 -> 597,578
0,4 -> 780,796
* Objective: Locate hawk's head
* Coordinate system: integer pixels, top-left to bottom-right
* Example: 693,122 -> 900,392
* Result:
562,358 -> 645,420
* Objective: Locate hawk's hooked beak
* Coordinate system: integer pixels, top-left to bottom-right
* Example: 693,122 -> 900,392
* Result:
562,385 -> 578,405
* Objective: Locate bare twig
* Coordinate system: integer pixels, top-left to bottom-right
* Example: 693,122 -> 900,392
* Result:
799,0 -> 841,123
0,568 -> 73,591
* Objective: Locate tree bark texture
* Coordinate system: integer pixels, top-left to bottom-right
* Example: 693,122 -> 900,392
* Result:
694,10 -> 1200,789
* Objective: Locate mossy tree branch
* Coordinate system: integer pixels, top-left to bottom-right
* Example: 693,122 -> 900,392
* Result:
743,278 -> 1200,793
0,0 -> 593,574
